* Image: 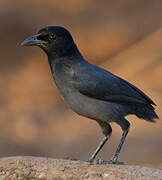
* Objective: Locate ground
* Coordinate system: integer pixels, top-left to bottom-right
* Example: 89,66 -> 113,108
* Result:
0,156 -> 161,180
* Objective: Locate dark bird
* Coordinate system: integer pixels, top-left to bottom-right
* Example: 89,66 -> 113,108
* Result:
21,26 -> 159,164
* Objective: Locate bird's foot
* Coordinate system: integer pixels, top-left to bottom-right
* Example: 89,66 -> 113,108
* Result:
95,159 -> 125,165
88,158 -> 125,165
88,158 -> 95,164
88,159 -> 112,165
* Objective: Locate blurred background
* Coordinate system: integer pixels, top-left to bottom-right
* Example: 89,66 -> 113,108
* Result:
0,0 -> 162,168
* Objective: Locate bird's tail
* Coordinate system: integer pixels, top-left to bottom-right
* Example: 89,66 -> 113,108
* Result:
135,105 -> 159,122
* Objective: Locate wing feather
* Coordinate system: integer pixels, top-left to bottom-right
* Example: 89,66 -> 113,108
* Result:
72,63 -> 155,108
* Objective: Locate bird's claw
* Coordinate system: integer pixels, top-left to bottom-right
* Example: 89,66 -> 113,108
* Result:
88,158 -> 95,164
96,159 -> 112,164
94,159 -> 125,165
88,159 -> 111,165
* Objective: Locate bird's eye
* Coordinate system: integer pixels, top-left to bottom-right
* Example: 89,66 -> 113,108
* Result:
49,34 -> 56,41
37,33 -> 56,42
37,34 -> 49,41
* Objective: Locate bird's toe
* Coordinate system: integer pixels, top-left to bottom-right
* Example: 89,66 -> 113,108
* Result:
94,159 -> 125,165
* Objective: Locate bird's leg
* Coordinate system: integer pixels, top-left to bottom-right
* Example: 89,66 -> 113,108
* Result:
89,135 -> 110,163
111,122 -> 130,164
89,121 -> 112,163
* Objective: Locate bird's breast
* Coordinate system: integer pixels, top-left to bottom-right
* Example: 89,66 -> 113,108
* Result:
52,72 -> 119,121
50,60 -> 128,121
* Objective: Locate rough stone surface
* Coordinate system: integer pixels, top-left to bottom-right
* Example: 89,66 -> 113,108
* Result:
0,156 -> 161,179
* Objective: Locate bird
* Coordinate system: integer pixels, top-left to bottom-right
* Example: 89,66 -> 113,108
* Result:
21,26 -> 159,164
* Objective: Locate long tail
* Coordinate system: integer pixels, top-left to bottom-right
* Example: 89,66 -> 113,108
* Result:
135,105 -> 159,122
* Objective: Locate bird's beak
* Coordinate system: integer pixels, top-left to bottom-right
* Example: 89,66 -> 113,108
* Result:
21,34 -> 45,46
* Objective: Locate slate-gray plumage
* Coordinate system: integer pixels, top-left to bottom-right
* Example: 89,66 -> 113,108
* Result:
22,26 -> 159,164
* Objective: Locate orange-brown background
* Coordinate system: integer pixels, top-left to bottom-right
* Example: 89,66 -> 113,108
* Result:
0,0 -> 162,168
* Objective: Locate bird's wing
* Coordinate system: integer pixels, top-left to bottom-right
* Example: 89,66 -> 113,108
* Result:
72,63 -> 156,107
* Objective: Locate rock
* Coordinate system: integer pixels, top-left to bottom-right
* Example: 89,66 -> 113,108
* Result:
0,156 -> 161,179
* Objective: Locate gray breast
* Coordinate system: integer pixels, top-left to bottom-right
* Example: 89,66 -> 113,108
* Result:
51,61 -> 130,123
55,76 -> 129,123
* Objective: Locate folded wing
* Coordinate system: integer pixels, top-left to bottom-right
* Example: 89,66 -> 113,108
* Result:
72,63 -> 156,109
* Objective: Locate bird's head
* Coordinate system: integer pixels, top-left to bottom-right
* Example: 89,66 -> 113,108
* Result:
21,26 -> 79,58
